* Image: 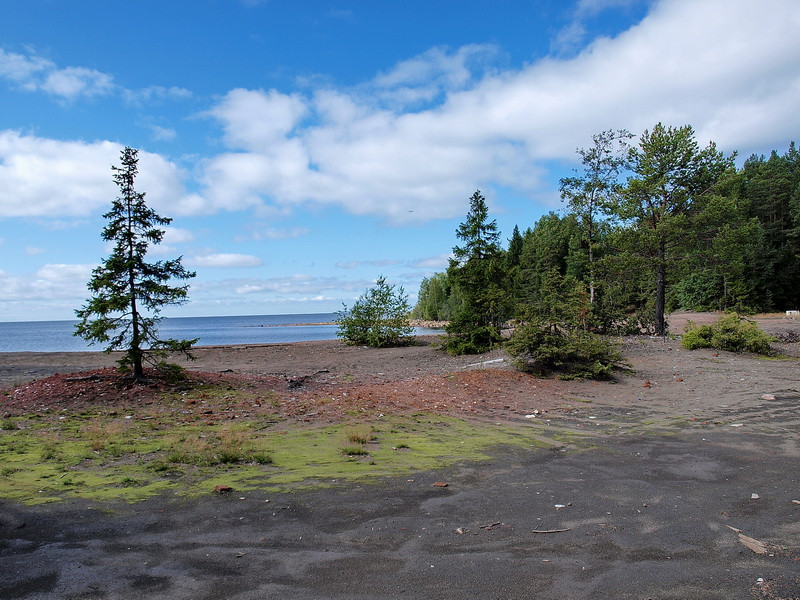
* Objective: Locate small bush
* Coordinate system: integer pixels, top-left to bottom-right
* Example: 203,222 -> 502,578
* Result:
506,324 -> 624,380
337,276 -> 414,348
681,314 -> 774,354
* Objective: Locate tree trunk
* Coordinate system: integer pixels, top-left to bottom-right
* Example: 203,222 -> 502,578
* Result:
130,278 -> 144,379
655,237 -> 667,337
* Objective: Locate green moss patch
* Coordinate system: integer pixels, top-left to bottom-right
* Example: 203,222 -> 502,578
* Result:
0,412 -> 563,505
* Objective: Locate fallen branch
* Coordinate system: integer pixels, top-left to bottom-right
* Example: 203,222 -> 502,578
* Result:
532,528 -> 572,534
65,374 -> 101,382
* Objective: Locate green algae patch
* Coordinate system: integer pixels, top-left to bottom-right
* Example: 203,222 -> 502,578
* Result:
0,412 -> 559,504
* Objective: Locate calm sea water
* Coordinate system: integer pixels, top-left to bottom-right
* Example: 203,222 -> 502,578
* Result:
0,314 -> 442,353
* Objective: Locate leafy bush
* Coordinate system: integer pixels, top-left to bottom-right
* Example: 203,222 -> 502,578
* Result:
336,276 -> 414,348
506,323 -> 624,380
681,314 -> 774,354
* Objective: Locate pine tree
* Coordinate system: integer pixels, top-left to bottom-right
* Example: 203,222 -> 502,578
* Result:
75,147 -> 196,379
613,124 -> 733,335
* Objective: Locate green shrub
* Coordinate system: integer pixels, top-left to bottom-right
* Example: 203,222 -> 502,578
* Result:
506,324 -> 624,380
336,276 -> 414,348
442,318 -> 502,356
681,314 -> 774,354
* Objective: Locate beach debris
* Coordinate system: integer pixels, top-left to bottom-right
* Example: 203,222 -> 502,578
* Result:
760,394 -> 777,401
532,528 -> 571,534
643,381 -> 652,388
464,358 -> 505,368
751,493 -> 761,499
433,481 -> 448,488
525,410 -> 540,418
738,533 -> 768,554
65,374 -> 101,382
554,504 -> 567,509
480,522 -> 503,530
214,484 -> 233,494
455,527 -> 467,535
792,500 -> 800,505
730,423 -> 744,427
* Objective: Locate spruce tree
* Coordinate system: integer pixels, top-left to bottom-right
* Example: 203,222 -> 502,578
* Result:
75,147 -> 196,379
443,190 -> 508,355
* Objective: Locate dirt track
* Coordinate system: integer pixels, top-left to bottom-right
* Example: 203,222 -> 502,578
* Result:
1,313 -> 799,599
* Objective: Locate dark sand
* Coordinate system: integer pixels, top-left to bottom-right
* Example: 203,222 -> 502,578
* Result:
1,313 -> 799,599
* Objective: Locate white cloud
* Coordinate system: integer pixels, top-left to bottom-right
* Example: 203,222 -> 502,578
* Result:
162,227 -> 195,245
0,131 -> 195,219
0,263 -> 95,302
227,274 -> 364,295
24,246 -> 44,255
150,124 -> 177,141
187,253 -> 263,268
236,226 -> 310,241
336,259 -> 403,269
0,48 -> 115,100
194,0 -> 800,223
0,47 -> 192,103
410,254 -> 452,270
125,85 -> 193,104
207,88 -> 308,151
1,0 -> 798,227
576,0 -> 643,17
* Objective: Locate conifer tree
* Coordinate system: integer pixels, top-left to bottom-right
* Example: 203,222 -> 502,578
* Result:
443,190 -> 508,354
75,147 -> 196,379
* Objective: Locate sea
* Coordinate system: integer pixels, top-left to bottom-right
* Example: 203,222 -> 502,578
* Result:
0,313 -> 443,353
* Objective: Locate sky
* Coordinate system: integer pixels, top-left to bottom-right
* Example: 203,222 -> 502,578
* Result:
1,0 -> 799,322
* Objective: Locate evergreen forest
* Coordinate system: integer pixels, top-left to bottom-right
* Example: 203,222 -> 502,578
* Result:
413,125 -> 800,355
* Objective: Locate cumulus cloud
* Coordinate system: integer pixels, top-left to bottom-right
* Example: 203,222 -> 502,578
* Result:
195,0 -> 800,223
1,0 -> 798,226
0,47 -> 192,103
0,48 -> 114,100
0,132 -> 194,218
187,253 -> 263,268
0,263 -> 95,302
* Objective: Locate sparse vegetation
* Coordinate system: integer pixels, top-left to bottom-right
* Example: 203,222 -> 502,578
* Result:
344,424 -> 373,444
681,314 -> 775,354
341,445 -> 369,456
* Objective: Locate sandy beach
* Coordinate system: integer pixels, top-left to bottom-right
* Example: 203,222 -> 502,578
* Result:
1,312 -> 799,599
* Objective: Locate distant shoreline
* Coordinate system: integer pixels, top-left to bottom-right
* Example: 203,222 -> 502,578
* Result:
250,320 -> 449,328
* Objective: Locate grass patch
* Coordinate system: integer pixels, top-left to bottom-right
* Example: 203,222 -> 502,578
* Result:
343,424 -> 373,444
341,444 -> 369,456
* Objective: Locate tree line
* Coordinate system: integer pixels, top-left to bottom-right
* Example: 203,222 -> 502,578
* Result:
414,124 -> 800,356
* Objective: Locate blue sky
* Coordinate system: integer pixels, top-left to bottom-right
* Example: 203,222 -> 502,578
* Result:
1,0 -> 798,322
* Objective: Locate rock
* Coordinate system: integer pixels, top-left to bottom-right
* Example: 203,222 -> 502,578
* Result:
433,482 -> 448,488
215,484 -> 233,494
